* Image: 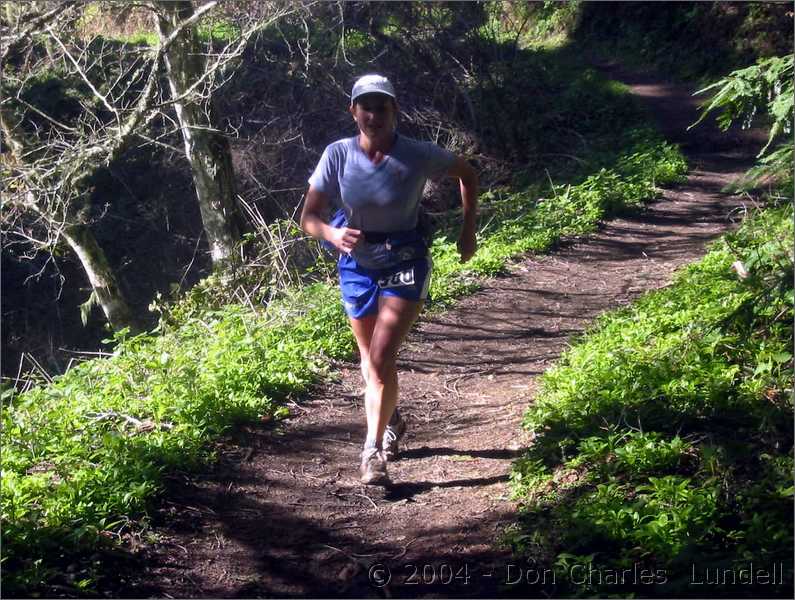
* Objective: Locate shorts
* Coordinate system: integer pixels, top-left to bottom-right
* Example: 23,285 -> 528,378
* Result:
338,252 -> 433,319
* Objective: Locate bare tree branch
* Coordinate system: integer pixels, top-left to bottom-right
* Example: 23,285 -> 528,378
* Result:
46,26 -> 120,122
2,0 -> 299,328
0,1 -> 79,63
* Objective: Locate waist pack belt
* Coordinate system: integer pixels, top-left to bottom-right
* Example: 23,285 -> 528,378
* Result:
354,226 -> 427,269
362,231 -> 390,243
321,209 -> 429,270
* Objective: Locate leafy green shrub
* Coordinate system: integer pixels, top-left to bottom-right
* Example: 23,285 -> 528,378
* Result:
527,1 -> 583,41
694,54 -> 793,194
613,434 -> 687,475
1,283 -> 351,595
509,204 -> 794,596
571,432 -> 689,476
429,130 -> 686,307
570,476 -> 718,560
197,19 -> 240,42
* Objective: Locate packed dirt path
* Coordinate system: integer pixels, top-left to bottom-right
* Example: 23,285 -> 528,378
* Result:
123,64 -> 764,598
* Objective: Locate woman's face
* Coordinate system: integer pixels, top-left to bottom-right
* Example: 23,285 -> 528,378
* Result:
350,93 -> 397,143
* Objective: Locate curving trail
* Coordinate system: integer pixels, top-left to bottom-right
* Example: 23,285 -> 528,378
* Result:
123,65 -> 764,598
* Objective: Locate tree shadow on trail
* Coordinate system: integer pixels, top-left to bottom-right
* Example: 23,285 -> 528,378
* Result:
133,482 -> 366,597
129,437 -> 525,598
385,474 -> 509,502
400,446 -> 523,461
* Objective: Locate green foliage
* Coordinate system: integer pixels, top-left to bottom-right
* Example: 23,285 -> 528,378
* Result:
571,432 -> 688,476
694,54 -> 793,192
1,9 -> 691,595
116,31 -> 158,46
525,1 -> 582,43
479,1 -> 581,48
571,476 -> 718,559
342,29 -> 374,52
570,2 -> 793,83
509,204 -> 794,596
613,434 -> 686,475
695,56 -> 793,146
197,19 -> 240,43
429,130 -> 686,307
1,283 -> 351,595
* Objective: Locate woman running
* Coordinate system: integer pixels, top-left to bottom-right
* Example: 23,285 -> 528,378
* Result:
300,74 -> 478,485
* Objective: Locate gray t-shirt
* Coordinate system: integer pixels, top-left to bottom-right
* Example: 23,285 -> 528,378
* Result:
308,134 -> 455,232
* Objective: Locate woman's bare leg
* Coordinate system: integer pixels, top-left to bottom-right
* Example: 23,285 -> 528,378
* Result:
348,313 -> 377,388
364,295 -> 423,450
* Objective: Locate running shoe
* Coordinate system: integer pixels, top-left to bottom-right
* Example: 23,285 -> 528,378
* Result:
382,409 -> 407,461
360,447 -> 389,485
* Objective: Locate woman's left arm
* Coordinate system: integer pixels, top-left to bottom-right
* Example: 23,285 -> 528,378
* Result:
447,156 -> 479,263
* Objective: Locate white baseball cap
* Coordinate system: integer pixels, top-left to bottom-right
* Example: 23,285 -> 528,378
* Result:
350,74 -> 396,105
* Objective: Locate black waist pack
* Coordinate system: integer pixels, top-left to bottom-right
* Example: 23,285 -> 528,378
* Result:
322,208 -> 433,270
353,230 -> 427,270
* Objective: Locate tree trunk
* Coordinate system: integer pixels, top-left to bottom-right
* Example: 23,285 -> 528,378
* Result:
61,223 -> 141,333
155,0 -> 242,269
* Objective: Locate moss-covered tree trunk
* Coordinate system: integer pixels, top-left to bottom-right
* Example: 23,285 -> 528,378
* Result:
155,0 -> 242,269
61,223 -> 140,333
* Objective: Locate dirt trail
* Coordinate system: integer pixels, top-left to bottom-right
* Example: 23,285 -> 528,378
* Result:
123,65 -> 764,598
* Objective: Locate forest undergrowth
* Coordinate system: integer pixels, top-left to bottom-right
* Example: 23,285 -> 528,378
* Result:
505,6 -> 794,596
3,3 -> 791,597
508,201 -> 793,598
1,29 -> 687,597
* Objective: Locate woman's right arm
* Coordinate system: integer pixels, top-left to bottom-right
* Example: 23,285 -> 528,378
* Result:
300,185 -> 362,254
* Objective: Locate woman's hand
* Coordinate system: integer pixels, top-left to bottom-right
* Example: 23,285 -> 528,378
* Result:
301,186 -> 363,254
446,156 -> 479,264
457,229 -> 477,263
330,226 -> 363,254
